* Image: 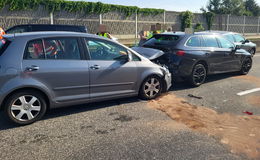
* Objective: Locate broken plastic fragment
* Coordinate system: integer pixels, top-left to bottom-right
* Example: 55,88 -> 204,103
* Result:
187,94 -> 202,99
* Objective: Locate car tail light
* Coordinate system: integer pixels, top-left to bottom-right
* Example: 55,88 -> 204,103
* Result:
176,50 -> 185,56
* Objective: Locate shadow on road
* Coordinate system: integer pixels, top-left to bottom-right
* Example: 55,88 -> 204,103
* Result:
0,72 -> 238,131
0,97 -> 140,131
171,72 -> 238,91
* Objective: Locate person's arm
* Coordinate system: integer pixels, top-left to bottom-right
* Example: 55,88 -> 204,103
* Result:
139,31 -> 147,40
106,33 -> 113,39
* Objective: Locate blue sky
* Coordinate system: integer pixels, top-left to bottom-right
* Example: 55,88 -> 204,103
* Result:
71,0 -> 260,12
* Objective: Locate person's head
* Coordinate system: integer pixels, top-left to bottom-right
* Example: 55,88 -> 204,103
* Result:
143,25 -> 149,31
98,24 -> 107,33
155,23 -> 161,31
167,27 -> 172,32
151,25 -> 156,32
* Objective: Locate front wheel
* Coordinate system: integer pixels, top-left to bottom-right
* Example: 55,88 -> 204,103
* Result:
249,48 -> 255,56
189,63 -> 207,87
240,58 -> 252,75
4,90 -> 47,125
139,75 -> 163,100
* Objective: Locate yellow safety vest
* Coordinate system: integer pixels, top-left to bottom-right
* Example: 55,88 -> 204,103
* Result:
147,31 -> 153,39
98,32 -> 109,38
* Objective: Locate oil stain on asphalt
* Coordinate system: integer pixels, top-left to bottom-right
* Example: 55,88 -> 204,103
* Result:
148,94 -> 260,159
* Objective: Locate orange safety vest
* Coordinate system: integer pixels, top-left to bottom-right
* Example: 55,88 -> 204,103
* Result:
0,27 -> 5,39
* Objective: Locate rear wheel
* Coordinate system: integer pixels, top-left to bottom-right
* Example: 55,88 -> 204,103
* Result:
139,75 -> 162,100
189,63 -> 207,87
4,90 -> 47,125
240,58 -> 252,75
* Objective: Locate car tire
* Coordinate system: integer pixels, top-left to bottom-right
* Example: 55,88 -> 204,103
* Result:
4,90 -> 47,125
139,75 -> 163,100
240,57 -> 252,75
189,63 -> 207,87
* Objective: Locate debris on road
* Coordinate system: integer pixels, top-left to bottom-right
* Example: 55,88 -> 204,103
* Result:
243,111 -> 253,115
187,94 -> 203,99
149,94 -> 260,159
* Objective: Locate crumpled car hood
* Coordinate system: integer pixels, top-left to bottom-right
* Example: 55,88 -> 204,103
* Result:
131,47 -> 165,60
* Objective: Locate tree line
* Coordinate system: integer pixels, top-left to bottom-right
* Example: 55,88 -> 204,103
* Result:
202,0 -> 260,16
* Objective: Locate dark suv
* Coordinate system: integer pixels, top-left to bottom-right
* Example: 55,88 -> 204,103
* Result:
141,32 -> 252,86
5,24 -> 87,34
199,31 -> 257,55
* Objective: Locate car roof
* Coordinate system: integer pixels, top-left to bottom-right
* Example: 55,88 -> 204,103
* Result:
154,32 -> 225,37
4,31 -> 101,40
197,30 -> 238,35
10,24 -> 85,28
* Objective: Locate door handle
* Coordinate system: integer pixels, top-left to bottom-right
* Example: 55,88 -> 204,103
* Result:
26,65 -> 39,72
90,65 -> 100,70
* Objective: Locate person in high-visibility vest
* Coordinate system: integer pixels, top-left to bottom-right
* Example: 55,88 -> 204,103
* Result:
96,24 -> 112,39
0,27 -> 5,39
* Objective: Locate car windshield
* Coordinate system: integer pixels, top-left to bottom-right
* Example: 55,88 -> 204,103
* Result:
144,35 -> 180,46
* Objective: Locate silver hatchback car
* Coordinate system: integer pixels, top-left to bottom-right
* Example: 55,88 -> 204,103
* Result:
0,32 -> 171,125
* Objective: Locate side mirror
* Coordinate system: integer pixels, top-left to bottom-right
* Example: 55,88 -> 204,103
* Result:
242,39 -> 250,44
114,52 -> 130,63
231,45 -> 240,54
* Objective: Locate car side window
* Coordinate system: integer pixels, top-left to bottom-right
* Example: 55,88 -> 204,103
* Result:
224,34 -> 235,43
131,52 -> 141,61
24,39 -> 45,59
24,37 -> 81,60
203,35 -> 219,48
234,34 -> 245,43
186,36 -> 201,47
43,38 -> 81,60
85,39 -> 128,61
217,36 -> 235,49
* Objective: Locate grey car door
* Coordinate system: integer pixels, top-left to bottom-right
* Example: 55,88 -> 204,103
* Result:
22,37 -> 90,103
84,38 -> 137,99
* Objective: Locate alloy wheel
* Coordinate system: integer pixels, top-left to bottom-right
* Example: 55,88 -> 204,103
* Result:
144,77 -> 161,98
241,58 -> 252,74
193,65 -> 206,85
10,95 -> 41,122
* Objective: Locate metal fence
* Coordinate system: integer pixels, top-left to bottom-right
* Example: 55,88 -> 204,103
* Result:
1,6 -> 260,40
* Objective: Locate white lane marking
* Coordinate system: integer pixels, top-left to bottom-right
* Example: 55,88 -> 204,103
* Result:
237,88 -> 260,96
254,54 -> 260,57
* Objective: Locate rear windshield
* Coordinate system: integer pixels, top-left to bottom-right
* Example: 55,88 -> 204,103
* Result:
144,35 -> 180,46
0,39 -> 11,56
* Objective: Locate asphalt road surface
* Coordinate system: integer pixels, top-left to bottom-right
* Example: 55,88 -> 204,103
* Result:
1,54 -> 260,160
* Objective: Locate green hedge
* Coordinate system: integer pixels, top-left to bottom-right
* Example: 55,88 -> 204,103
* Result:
0,0 -> 164,16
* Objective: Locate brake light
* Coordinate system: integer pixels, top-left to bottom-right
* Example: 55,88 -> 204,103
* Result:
176,50 -> 185,56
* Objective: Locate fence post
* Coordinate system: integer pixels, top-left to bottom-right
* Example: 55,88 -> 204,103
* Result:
226,14 -> 230,31
99,14 -> 102,24
257,16 -> 260,35
50,12 -> 54,24
135,10 -> 138,45
243,15 -> 246,35
163,11 -> 166,24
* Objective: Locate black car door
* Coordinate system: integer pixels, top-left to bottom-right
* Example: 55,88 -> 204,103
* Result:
216,36 -> 241,71
201,35 -> 226,73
